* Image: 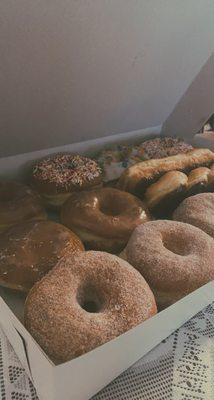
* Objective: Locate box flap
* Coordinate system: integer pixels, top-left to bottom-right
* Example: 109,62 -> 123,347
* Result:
0,290 -> 54,400
1,1 -> 214,157
0,298 -> 31,378
161,52 -> 214,138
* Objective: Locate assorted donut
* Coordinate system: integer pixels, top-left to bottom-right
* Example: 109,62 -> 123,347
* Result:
173,192 -> 214,238
61,187 -> 151,253
25,251 -> 157,363
122,220 -> 214,309
0,180 -> 47,231
96,136 -> 193,183
0,137 -> 213,363
31,153 -> 103,209
0,220 -> 84,292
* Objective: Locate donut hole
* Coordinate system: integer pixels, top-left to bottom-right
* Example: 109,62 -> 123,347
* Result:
99,200 -> 121,216
77,285 -> 104,313
162,232 -> 190,256
64,162 -> 75,170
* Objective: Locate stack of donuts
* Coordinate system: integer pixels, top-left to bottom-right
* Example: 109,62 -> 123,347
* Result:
0,136 -> 214,364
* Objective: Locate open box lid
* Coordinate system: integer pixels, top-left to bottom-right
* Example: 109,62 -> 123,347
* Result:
0,3 -> 214,400
162,52 -> 214,139
1,1 -> 214,158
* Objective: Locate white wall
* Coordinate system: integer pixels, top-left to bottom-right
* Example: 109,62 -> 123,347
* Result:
0,0 -> 214,157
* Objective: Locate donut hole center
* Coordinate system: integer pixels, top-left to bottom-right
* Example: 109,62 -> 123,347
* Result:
99,200 -> 121,216
162,233 -> 190,256
77,285 -> 103,313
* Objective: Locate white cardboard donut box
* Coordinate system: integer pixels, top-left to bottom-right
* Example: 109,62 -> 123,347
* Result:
0,3 -> 214,399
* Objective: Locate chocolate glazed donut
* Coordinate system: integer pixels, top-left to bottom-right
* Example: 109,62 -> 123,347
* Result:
61,188 -> 151,253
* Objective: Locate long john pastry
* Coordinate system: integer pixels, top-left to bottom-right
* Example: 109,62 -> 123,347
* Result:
117,148 -> 214,194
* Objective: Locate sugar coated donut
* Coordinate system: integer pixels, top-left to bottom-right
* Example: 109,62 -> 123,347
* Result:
0,220 -> 84,292
124,220 -> 214,309
173,193 -> 214,238
0,180 -> 47,231
24,251 -> 157,363
61,187 -> 151,253
31,153 -> 103,209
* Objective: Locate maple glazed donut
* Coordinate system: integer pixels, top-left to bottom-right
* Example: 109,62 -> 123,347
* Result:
24,251 -> 157,363
173,193 -> 214,238
0,220 -> 84,292
31,153 -> 103,209
124,220 -> 214,309
61,187 -> 151,253
0,180 -> 47,231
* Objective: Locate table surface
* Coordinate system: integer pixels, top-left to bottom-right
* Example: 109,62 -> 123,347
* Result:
0,302 -> 214,400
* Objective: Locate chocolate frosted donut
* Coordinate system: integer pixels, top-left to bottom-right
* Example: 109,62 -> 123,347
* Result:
24,251 -> 157,363
124,220 -> 214,309
61,188 -> 151,253
0,180 -> 47,231
173,193 -> 214,238
31,153 -> 103,209
0,220 -> 84,292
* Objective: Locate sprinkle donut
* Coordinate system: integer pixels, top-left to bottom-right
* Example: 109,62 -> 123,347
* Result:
123,220 -> 214,309
24,251 -> 157,363
31,153 -> 103,208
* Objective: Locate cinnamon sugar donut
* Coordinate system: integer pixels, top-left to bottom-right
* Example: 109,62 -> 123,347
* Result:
0,220 -> 84,292
24,251 -> 157,363
173,193 -> 214,238
0,180 -> 47,231
61,188 -> 151,253
124,220 -> 214,309
31,154 -> 103,209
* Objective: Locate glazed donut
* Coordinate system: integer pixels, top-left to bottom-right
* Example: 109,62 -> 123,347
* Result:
31,153 -> 103,209
0,180 -> 47,231
61,188 -> 151,253
145,171 -> 188,216
0,220 -> 84,292
207,165 -> 214,191
24,251 -> 157,363
173,193 -> 214,238
144,167 -> 213,217
118,148 -> 214,195
186,167 -> 210,196
123,220 -> 214,309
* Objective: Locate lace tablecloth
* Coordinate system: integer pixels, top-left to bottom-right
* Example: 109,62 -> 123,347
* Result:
0,302 -> 214,400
